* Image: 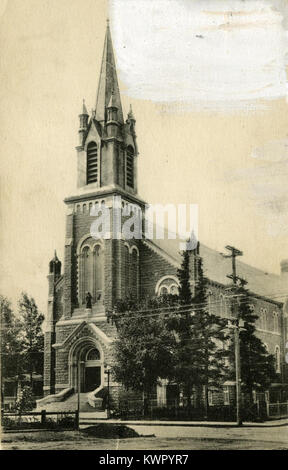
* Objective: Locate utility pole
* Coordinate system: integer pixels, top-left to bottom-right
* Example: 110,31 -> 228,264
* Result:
221,245 -> 246,426
104,365 -> 111,419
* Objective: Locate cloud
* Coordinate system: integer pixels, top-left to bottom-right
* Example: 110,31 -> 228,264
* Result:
110,0 -> 288,111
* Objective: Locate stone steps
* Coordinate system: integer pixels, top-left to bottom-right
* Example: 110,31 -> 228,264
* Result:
37,393 -> 103,413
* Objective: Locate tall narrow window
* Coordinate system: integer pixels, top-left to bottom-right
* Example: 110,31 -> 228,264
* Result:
126,146 -> 134,188
93,244 -> 104,302
83,246 -> 92,301
275,346 -> 281,373
273,312 -> 279,333
219,294 -> 226,317
208,390 -> 214,406
223,386 -> 230,405
87,142 -> 98,184
262,309 -> 268,330
78,238 -> 104,306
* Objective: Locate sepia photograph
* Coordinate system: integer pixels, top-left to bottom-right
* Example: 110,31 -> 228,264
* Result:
0,0 -> 288,454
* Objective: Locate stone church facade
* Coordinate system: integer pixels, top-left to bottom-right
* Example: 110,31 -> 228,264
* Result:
41,22 -> 288,410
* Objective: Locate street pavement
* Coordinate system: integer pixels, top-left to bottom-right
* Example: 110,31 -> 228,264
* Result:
2,418 -> 287,450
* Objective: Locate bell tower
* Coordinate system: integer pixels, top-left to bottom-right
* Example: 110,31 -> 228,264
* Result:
62,21 -> 144,319
75,20 -> 138,194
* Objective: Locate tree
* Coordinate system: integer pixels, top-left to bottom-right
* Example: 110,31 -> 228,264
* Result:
192,258 -> 228,415
165,247 -> 203,409
15,385 -> 35,412
167,250 -> 228,414
226,287 -> 277,403
1,296 -> 21,380
177,246 -> 193,305
112,297 -> 177,415
18,293 -> 44,386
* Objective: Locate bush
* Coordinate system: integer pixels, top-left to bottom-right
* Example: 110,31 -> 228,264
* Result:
15,386 -> 35,412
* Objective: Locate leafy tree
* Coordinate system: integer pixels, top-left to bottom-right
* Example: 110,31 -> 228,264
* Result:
18,293 -> 44,385
15,385 -> 35,412
112,297 -> 177,414
226,287 -> 277,403
0,296 -> 24,404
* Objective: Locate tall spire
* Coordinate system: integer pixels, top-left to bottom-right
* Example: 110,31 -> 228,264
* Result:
95,21 -> 123,123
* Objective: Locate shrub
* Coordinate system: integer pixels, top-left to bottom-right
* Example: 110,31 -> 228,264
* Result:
15,386 -> 35,412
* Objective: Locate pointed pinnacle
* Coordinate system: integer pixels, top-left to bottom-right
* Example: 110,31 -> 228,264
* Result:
128,104 -> 135,120
82,99 -> 88,115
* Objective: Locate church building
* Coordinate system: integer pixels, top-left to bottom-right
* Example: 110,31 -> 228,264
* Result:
40,22 -> 288,412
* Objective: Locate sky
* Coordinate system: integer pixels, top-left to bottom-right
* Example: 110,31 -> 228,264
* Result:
0,0 -> 288,315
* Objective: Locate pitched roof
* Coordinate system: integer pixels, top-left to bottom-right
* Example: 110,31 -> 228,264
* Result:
152,236 -> 286,303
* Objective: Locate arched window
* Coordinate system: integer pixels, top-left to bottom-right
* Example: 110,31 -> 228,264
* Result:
156,276 -> 180,296
78,238 -> 104,305
170,284 -> 179,296
126,146 -> 134,188
83,246 -> 92,301
219,294 -> 226,317
273,312 -> 280,333
275,345 -> 281,373
93,244 -> 104,302
86,348 -> 100,361
87,142 -> 98,184
159,286 -> 169,296
260,308 -> 267,330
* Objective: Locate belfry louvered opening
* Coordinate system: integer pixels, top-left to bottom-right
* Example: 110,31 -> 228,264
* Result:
126,146 -> 134,188
87,142 -> 98,184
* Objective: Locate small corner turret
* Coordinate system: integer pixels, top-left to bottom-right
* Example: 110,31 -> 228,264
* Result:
78,99 -> 89,147
49,250 -> 61,280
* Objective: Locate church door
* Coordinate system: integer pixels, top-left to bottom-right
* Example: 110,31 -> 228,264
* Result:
83,347 -> 102,392
84,366 -> 101,392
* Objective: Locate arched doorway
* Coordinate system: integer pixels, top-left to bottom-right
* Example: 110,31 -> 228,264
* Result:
69,337 -> 104,393
84,347 -> 101,392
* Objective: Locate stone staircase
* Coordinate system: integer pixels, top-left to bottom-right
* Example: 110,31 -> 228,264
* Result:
36,393 -> 105,415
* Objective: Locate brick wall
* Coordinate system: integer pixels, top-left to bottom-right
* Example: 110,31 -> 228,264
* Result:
139,242 -> 178,299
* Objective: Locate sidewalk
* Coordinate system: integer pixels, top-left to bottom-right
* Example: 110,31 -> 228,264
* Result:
79,414 -> 288,428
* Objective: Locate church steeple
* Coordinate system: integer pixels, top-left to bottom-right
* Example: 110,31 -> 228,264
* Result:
74,20 -> 138,194
95,20 -> 124,124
